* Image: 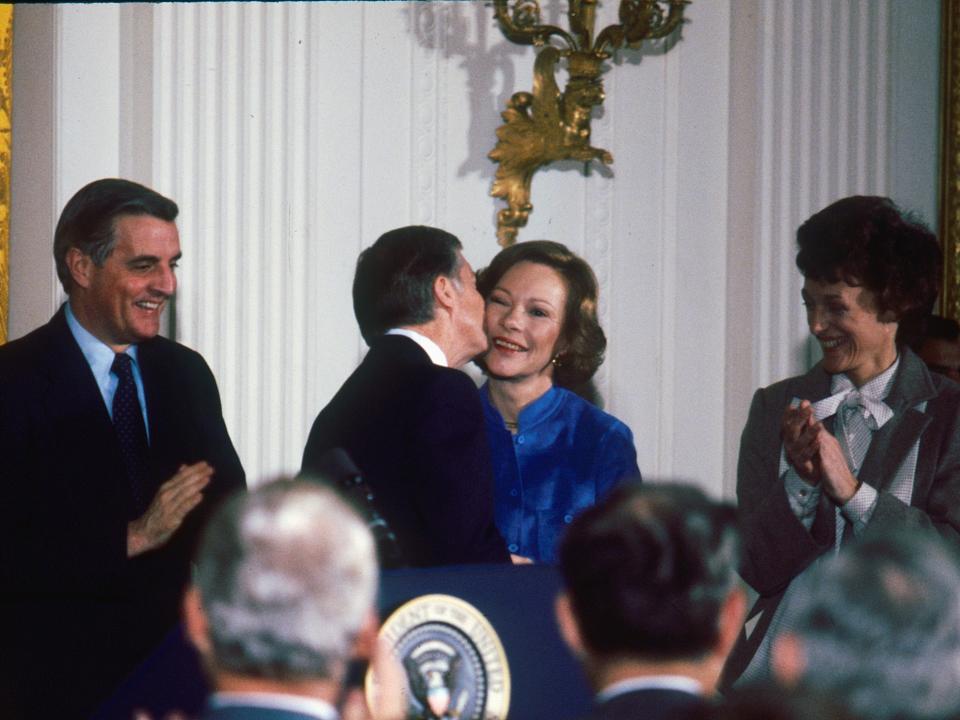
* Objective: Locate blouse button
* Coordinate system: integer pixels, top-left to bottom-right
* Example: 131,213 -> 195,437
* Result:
509,488 -> 518,497
508,543 -> 519,552
564,514 -> 574,523
516,435 -> 525,445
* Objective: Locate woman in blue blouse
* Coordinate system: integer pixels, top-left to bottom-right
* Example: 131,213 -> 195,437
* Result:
476,241 -> 641,564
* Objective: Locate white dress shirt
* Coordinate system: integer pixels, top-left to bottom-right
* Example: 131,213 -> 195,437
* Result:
596,675 -> 703,704
65,301 -> 151,438
209,691 -> 338,719
386,327 -> 448,366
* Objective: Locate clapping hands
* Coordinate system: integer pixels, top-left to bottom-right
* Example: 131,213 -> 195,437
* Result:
781,401 -> 860,504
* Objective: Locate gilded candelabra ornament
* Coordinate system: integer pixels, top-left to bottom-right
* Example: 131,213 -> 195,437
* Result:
489,0 -> 687,246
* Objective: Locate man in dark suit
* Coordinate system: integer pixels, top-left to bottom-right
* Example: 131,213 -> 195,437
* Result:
301,225 -> 508,566
0,178 -> 245,717
184,479 -> 389,720
556,484 -> 745,720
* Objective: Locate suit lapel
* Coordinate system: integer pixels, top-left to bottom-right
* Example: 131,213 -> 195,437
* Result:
793,363 -> 836,434
372,333 -> 434,367
137,339 -> 166,445
40,309 -> 118,444
858,349 -> 936,493
35,309 -> 129,504
136,338 -> 184,496
794,363 -> 833,404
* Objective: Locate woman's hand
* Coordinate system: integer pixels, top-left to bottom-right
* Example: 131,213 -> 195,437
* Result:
782,400 -> 861,504
782,400 -> 821,484
811,426 -> 860,504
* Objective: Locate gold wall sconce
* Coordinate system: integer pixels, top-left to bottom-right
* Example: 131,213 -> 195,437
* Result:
488,0 -> 687,246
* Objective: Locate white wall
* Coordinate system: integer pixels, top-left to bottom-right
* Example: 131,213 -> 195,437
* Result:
10,1 -> 942,496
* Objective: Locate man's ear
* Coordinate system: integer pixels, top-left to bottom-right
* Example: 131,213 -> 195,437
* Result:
183,586 -> 212,657
555,592 -> 585,657
433,273 -> 458,315
771,632 -> 806,689
65,247 -> 95,290
351,608 -> 380,661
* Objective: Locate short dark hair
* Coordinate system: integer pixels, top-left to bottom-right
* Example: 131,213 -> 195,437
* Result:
54,178 -> 179,293
915,314 -> 960,344
476,240 -> 606,387
559,483 -> 739,661
795,196 -> 941,326
352,226 -> 463,344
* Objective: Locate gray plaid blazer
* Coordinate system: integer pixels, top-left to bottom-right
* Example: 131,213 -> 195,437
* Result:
721,347 -> 960,688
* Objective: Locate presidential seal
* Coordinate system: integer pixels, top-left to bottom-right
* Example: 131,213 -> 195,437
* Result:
368,594 -> 511,720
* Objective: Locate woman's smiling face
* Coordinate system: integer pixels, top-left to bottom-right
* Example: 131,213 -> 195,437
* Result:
802,277 -> 898,386
483,261 -> 568,385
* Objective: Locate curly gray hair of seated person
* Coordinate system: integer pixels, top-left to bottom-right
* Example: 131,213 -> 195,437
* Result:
784,529 -> 960,720
193,478 -> 378,680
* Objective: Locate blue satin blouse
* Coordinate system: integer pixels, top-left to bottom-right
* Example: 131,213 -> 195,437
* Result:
481,383 -> 641,563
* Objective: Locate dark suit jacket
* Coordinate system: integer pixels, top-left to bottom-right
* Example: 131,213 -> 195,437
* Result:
0,307 -> 245,717
301,334 -> 508,566
200,701 -> 335,720
575,688 -> 708,720
721,347 -> 960,687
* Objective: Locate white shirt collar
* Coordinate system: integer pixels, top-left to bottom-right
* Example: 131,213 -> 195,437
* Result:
386,328 -> 448,367
65,301 -> 151,436
210,691 -> 338,719
830,353 -> 900,399
65,300 -> 140,369
596,675 -> 703,703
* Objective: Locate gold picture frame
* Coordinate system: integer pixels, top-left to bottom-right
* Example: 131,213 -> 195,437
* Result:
941,0 -> 960,319
0,5 -> 11,345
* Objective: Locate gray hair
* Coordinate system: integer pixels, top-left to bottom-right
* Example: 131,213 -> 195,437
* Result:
786,530 -> 960,720
194,479 -> 378,680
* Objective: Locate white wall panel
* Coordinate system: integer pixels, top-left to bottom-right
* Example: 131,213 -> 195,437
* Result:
152,3 -> 371,483
10,1 -> 942,497
722,0 -> 939,496
671,0 -> 731,491
889,0 -> 941,222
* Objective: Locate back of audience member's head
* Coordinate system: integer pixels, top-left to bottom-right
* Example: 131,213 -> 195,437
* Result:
910,314 -> 960,347
773,530 -> 960,720
352,225 -> 464,344
189,478 -> 377,682
909,314 -> 960,381
559,482 -> 740,662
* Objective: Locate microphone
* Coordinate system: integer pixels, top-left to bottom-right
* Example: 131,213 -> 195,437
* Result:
301,447 -> 405,569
